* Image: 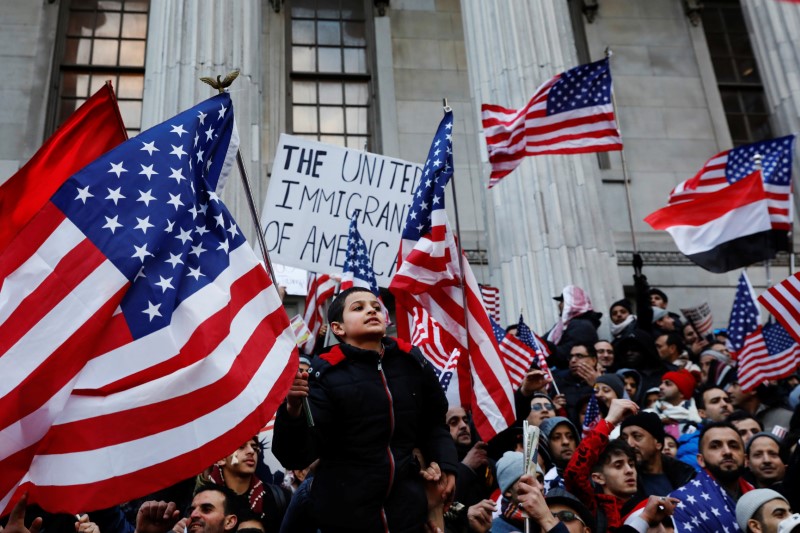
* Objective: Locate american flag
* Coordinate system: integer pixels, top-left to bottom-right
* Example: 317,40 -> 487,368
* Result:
667,136 -> 795,232
726,272 -> 760,356
759,272 -> 800,345
517,316 -> 553,381
479,284 -> 501,322
0,93 -> 298,514
737,321 -> 800,392
481,58 -> 622,188
491,316 -> 536,389
668,469 -> 740,533
389,109 -> 516,441
301,273 -> 337,355
340,212 -> 380,295
581,392 -> 601,440
409,307 -> 461,392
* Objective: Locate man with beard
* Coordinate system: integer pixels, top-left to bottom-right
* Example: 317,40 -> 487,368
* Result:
620,412 -> 695,496
552,343 -> 600,421
132,485 -> 241,533
668,421 -> 753,532
445,406 -> 497,507
746,433 -> 786,490
736,489 -> 793,533
677,384 -> 734,471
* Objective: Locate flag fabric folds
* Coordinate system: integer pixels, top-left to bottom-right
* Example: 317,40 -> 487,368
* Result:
479,284 -> 501,322
581,392 -> 601,440
737,322 -> 800,392
389,110 -> 516,441
409,307 -> 461,392
340,212 -> 380,295
481,58 -> 622,188
300,273 -> 337,355
490,317 -> 537,390
0,93 -> 298,514
759,273 -> 800,345
645,136 -> 795,273
726,272 -> 760,356
0,82 -> 127,251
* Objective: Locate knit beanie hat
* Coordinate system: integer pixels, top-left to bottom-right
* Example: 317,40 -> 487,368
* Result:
610,299 -> 632,315
652,307 -> 668,323
662,369 -> 697,400
746,432 -> 783,454
596,374 -> 625,400
496,451 -> 525,493
619,412 -> 665,443
736,489 -> 787,532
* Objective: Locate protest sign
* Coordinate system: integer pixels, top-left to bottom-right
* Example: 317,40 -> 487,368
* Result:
261,134 -> 421,286
273,263 -> 310,296
680,302 -> 714,337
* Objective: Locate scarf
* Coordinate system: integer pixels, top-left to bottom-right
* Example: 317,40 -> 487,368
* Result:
548,285 -> 594,344
499,495 -> 526,527
610,314 -> 636,338
209,464 -> 266,519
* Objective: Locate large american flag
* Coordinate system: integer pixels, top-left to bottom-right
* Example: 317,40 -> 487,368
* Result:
481,58 -> 622,188
668,136 -> 795,232
300,273 -> 337,355
0,93 -> 298,514
737,321 -> 800,392
759,272 -> 800,345
668,469 -> 740,532
726,272 -> 760,356
389,110 -> 516,441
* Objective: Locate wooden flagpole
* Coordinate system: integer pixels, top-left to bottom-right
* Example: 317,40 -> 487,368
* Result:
606,48 -> 638,254
443,98 -> 473,358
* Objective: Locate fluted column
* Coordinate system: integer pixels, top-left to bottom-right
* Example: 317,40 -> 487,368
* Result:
141,0 -> 263,242
460,0 -> 623,332
741,0 -> 800,137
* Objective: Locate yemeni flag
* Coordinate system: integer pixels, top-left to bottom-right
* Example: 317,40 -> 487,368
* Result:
645,136 -> 794,273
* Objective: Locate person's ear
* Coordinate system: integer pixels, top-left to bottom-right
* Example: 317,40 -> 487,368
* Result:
656,440 -> 663,452
215,458 -> 227,467
590,472 -> 606,486
697,453 -> 706,468
224,515 -> 238,531
748,517 -> 762,533
698,408 -> 707,419
330,321 -> 345,337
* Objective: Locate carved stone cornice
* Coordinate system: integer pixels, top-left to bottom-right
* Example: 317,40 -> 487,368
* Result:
616,250 -> 795,267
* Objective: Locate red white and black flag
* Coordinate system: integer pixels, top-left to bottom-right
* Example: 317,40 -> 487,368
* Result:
644,136 -> 794,273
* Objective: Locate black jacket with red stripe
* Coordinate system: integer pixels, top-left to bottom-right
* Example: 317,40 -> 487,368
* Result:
273,337 -> 458,532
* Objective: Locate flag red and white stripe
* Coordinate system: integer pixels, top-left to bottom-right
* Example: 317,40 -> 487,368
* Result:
481,58 -> 622,188
301,273 -> 337,355
411,306 -> 457,369
479,284 -> 501,322
498,335 -> 537,390
759,273 -> 800,344
736,325 -> 800,392
0,97 -> 297,515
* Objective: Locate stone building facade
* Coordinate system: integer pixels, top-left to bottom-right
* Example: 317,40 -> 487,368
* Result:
1,0 -> 798,333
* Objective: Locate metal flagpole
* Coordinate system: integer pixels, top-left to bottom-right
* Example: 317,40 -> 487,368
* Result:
753,153 -> 775,288
201,72 -> 314,426
443,98 -> 473,358
606,48 -> 638,254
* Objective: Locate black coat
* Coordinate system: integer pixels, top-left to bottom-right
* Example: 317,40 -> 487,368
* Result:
273,337 -> 458,533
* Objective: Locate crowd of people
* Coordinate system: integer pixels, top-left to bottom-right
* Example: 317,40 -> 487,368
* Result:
4,262 -> 800,533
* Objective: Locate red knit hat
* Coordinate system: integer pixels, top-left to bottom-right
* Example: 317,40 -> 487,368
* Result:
662,369 -> 697,400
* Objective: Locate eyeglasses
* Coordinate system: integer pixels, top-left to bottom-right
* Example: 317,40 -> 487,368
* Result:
530,403 -> 555,411
569,353 -> 593,360
554,510 -> 586,526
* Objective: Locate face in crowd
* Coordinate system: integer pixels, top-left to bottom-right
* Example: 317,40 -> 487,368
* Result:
446,406 -> 472,446
698,426 -> 745,484
568,345 -> 596,379
187,489 -> 238,533
747,436 -> 786,488
527,396 -> 556,427
662,435 -> 678,458
698,388 -> 732,422
217,439 -> 259,478
621,425 -> 662,469
731,417 -> 762,446
594,341 -> 614,369
549,423 -> 577,467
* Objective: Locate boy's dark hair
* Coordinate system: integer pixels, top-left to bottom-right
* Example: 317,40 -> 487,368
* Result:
592,438 -> 636,474
694,383 -> 725,410
726,409 -> 763,430
327,286 -> 374,324
698,420 -> 742,452
571,342 -> 597,359
661,331 -> 685,354
194,482 -> 241,517
649,288 -> 668,304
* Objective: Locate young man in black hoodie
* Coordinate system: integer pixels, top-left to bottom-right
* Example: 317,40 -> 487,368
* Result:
273,287 -> 458,533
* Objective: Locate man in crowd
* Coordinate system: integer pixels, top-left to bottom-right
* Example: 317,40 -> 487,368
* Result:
491,451 -> 527,533
445,406 -> 496,507
647,369 -> 701,435
517,476 -> 597,533
677,384 -> 733,470
553,343 -> 599,421
539,417 -> 580,492
564,399 -> 641,529
729,410 -> 764,445
527,393 -> 557,428
668,421 -> 752,532
746,433 -> 786,490
131,485 -> 241,533
727,379 -> 794,433
620,412 -> 695,496
654,332 -> 683,372
736,489 -> 793,533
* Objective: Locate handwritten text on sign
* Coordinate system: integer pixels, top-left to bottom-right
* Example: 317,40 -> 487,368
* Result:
261,135 -> 421,286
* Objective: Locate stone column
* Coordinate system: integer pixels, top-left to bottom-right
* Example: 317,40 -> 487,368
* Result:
741,0 -> 800,137
460,1 -> 623,332
141,0 -> 264,243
